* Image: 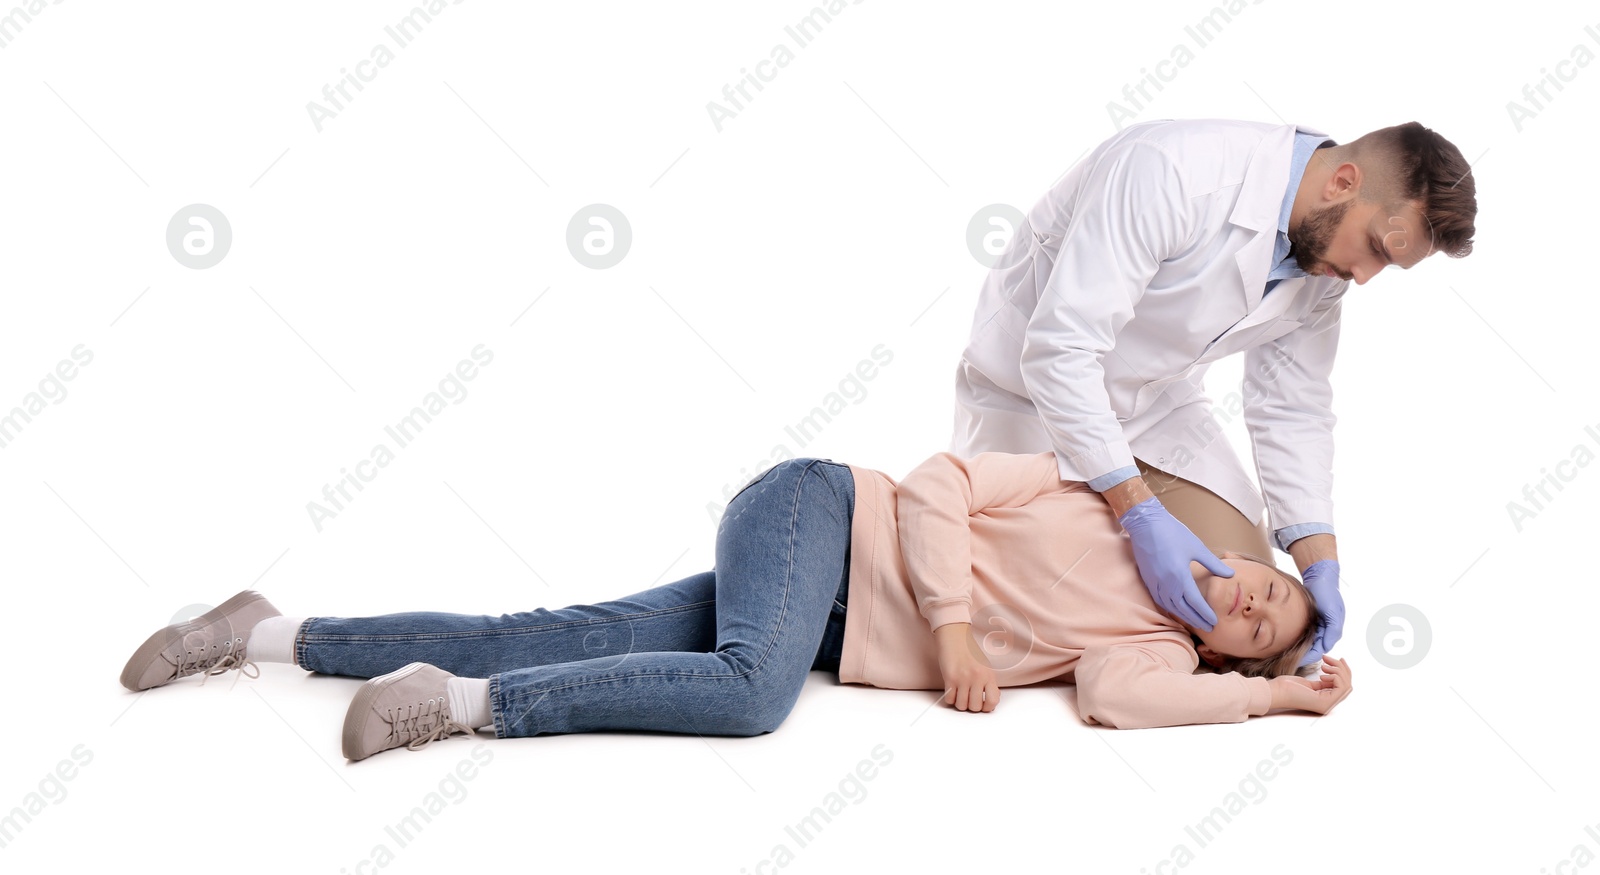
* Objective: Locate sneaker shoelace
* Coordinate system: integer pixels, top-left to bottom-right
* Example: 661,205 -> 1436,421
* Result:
170,637 -> 261,689
387,698 -> 473,752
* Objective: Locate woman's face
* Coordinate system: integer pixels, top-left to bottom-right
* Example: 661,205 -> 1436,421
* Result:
1182,552 -> 1312,661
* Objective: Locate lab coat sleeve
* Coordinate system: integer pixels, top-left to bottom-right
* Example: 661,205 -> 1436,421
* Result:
894,451 -> 1061,632
1243,282 -> 1346,546
1020,139 -> 1197,485
1074,640 -> 1273,729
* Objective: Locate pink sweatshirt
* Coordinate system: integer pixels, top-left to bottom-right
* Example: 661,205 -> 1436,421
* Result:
838,451 -> 1274,729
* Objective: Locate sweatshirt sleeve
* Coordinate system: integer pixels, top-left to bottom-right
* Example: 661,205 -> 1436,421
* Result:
894,451 -> 1061,632
1074,640 -> 1273,729
1243,282 -> 1346,548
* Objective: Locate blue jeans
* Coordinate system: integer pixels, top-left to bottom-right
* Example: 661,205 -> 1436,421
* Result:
294,458 -> 854,739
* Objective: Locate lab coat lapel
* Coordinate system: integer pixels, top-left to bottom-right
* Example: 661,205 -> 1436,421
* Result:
1228,126 -> 1290,313
1201,123 -> 1318,362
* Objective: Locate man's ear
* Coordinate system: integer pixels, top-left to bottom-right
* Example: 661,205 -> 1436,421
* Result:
1195,642 -> 1229,669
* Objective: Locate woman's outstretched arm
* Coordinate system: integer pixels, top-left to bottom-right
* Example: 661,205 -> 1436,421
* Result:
1267,655 -> 1353,714
1074,641 -> 1353,729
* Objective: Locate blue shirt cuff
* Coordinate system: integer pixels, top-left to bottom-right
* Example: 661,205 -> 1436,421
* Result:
1087,465 -> 1141,492
1274,522 -> 1335,553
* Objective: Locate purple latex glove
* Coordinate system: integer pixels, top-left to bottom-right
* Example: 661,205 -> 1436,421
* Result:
1118,496 -> 1233,631
1298,559 -> 1344,667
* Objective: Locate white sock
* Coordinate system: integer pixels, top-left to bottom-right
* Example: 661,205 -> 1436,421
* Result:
246,616 -> 306,665
445,677 -> 492,729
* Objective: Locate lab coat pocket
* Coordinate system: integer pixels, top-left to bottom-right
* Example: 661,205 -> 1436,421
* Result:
1131,364 -> 1202,416
1258,319 -> 1304,346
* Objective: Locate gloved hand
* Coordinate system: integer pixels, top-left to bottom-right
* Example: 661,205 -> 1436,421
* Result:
1118,496 -> 1232,631
1298,559 -> 1344,667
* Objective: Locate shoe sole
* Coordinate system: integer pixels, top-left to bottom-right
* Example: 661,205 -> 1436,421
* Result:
342,661 -> 428,762
119,589 -> 272,692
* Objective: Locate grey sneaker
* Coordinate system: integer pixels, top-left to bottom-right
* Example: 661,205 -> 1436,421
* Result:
120,590 -> 282,692
342,662 -> 474,761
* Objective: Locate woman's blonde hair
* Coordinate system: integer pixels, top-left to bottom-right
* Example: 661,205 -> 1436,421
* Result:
1195,550 -> 1326,680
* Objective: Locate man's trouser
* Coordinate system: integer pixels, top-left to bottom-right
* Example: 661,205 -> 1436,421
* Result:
1129,456 -> 1273,561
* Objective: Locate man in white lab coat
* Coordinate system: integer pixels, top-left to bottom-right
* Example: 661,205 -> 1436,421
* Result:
951,118 -> 1477,666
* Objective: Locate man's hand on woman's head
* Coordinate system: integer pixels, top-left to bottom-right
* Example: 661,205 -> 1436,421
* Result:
1298,559 -> 1344,666
1117,496 -> 1231,630
934,623 -> 1000,713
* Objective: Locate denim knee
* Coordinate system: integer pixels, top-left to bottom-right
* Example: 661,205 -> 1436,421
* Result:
714,664 -> 805,736
721,693 -> 796,736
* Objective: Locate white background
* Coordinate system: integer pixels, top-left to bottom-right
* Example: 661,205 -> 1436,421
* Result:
2,1 -> 1595,872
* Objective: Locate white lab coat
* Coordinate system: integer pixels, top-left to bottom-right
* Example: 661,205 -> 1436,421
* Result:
951,118 -> 1347,537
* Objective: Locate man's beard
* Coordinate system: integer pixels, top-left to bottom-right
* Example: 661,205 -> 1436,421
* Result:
1288,198 -> 1352,278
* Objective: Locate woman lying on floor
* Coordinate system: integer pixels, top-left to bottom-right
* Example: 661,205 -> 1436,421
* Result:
119,451 -> 1352,761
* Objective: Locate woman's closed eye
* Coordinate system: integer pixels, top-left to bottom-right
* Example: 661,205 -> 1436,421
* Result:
1253,582 -> 1275,642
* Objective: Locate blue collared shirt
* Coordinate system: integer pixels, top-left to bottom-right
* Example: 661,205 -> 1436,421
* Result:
1265,131 -> 1336,293
1089,129 -> 1336,554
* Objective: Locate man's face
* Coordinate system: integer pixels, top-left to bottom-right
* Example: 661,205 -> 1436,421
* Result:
1289,195 -> 1433,285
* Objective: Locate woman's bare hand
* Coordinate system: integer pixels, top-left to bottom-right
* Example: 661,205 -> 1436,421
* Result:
934,623 -> 1000,713
1268,655 -> 1353,715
